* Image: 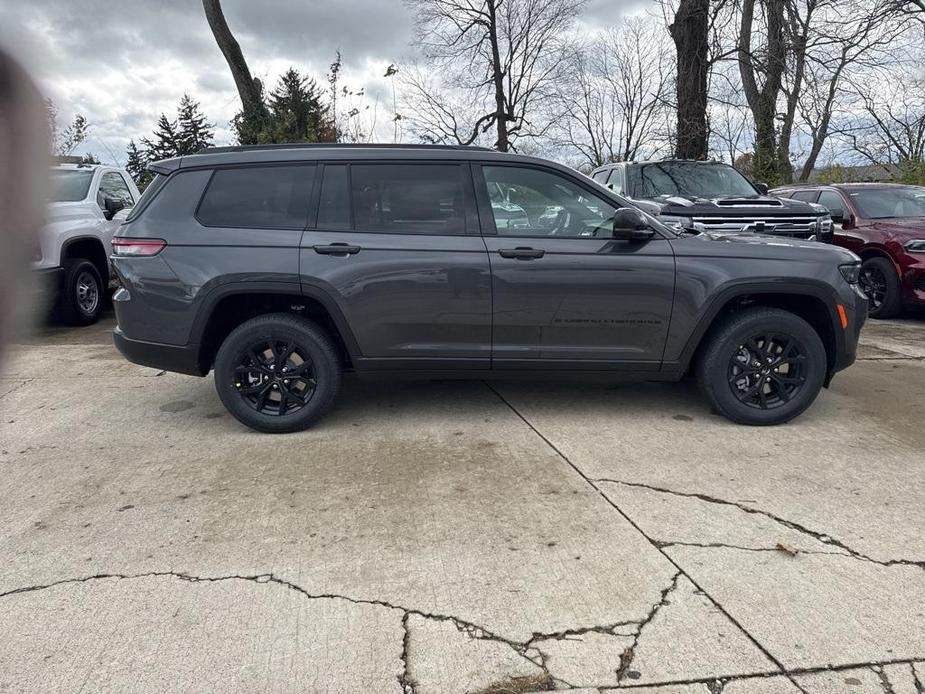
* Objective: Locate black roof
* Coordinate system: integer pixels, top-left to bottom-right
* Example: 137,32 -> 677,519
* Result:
199,143 -> 495,155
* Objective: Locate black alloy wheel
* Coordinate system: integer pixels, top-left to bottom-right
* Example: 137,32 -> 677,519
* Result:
858,264 -> 888,312
858,257 -> 902,319
728,333 -> 807,410
234,340 -> 317,416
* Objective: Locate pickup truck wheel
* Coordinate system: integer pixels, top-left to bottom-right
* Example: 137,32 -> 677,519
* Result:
859,257 -> 902,319
214,313 -> 341,434
696,308 -> 827,426
56,259 -> 103,326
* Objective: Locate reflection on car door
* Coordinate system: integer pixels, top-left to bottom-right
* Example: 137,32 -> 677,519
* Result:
475,163 -> 675,369
299,162 -> 492,370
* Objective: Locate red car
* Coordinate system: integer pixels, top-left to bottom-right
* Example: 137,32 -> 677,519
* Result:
772,183 -> 925,318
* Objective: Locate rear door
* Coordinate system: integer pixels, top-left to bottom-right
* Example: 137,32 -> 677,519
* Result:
299,161 -> 492,370
474,163 -> 675,369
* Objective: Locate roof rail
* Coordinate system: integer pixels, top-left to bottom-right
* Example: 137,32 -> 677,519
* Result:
197,143 -> 497,155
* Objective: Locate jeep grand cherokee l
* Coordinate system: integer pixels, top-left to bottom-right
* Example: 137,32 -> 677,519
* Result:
773,183 -> 925,318
591,160 -> 833,242
111,144 -> 866,433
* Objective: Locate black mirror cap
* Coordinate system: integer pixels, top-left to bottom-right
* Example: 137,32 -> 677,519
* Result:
103,196 -> 125,220
754,182 -> 770,195
612,207 -> 654,241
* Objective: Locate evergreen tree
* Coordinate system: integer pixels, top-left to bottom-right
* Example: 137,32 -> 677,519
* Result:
142,114 -> 180,162
176,94 -> 215,154
125,139 -> 153,189
267,68 -> 333,143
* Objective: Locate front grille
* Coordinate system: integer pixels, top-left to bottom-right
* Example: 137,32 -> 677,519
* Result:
691,216 -> 819,239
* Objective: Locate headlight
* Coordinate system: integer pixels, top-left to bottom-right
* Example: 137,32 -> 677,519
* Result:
904,239 -> 925,254
839,262 -> 861,284
659,215 -> 692,231
816,215 -> 833,234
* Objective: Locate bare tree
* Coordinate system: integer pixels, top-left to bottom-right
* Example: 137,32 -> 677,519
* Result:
668,0 -> 711,159
549,19 -> 673,168
738,0 -> 789,185
202,0 -> 263,116
402,0 -> 585,151
795,2 -> 910,180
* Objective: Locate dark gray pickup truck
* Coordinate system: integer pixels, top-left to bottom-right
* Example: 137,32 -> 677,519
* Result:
591,159 -> 834,242
111,144 -> 866,432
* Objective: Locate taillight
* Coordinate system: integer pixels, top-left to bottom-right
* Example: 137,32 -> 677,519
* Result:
112,238 -> 167,256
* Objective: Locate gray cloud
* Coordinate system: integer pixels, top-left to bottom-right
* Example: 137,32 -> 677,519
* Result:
0,0 -> 646,163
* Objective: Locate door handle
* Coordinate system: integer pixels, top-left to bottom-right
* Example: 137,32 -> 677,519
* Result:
313,243 -> 361,256
498,247 -> 545,260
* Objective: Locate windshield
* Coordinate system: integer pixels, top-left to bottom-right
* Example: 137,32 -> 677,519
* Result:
848,187 -> 925,219
49,169 -> 94,202
629,162 -> 758,199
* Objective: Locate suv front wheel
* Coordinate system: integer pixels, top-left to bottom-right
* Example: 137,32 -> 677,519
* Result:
214,313 -> 342,433
696,308 -> 827,425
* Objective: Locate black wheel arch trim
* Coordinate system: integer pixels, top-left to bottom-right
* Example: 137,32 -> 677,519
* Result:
188,280 -> 364,366
673,278 -> 847,374
61,235 -> 110,283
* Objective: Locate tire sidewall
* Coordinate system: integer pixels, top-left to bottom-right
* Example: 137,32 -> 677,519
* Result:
61,259 -> 102,326
862,257 -> 902,319
704,313 -> 827,426
214,317 -> 340,433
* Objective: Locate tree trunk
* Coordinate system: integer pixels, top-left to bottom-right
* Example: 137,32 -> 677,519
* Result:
739,0 -> 787,185
486,0 -> 509,152
670,0 -> 710,160
202,0 -> 263,116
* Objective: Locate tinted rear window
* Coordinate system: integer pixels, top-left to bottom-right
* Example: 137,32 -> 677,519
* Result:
350,164 -> 467,235
197,165 -> 315,229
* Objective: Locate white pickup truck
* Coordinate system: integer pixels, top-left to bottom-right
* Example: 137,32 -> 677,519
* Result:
33,163 -> 141,325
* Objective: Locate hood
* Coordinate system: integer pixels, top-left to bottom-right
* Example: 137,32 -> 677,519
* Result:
687,229 -> 859,261
638,194 -> 822,216
866,217 -> 925,240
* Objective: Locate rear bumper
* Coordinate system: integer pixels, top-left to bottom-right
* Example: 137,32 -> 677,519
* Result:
113,327 -> 205,376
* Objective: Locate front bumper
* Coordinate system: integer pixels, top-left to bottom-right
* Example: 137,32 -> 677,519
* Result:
113,327 -> 205,376
829,284 -> 868,380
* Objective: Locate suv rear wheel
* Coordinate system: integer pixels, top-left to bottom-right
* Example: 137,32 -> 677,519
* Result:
56,258 -> 103,326
859,256 -> 902,319
696,308 -> 827,425
214,313 -> 342,433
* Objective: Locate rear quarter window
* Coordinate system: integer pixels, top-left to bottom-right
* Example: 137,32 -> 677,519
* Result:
196,165 -> 316,229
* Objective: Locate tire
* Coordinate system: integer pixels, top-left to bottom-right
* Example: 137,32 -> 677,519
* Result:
214,313 -> 342,433
696,308 -> 827,426
55,258 -> 103,326
859,256 -> 903,319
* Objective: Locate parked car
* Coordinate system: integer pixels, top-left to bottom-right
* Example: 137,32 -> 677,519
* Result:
111,144 -> 866,433
33,163 -> 140,325
591,160 -> 834,242
772,183 -> 925,318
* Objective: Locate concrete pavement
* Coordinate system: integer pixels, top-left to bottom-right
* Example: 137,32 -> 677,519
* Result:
1,313 -> 923,693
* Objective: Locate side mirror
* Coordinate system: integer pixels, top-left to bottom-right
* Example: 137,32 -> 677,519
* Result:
754,182 -> 769,195
612,207 -> 654,241
103,196 -> 125,221
829,209 -> 845,224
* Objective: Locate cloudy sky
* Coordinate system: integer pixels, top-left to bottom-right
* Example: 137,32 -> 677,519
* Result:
0,0 -> 647,165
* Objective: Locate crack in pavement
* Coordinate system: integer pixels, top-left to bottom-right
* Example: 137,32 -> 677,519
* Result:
616,571 -> 683,684
875,665 -> 897,694
483,383 -> 811,694
0,378 -> 33,401
595,478 -> 925,571
0,570 -> 922,692
655,541 -> 849,557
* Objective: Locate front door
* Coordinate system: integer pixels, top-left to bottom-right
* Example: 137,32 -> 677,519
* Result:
300,161 -> 492,370
475,163 -> 675,369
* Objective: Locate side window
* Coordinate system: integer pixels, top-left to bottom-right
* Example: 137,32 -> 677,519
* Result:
316,164 -> 350,229
197,165 -> 315,229
483,165 -> 618,238
591,170 -> 610,183
350,163 -> 467,235
791,190 -> 819,203
818,190 -> 845,218
606,168 -> 623,194
98,172 -> 135,208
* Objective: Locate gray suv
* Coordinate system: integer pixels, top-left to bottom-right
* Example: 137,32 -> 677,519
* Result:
112,144 -> 867,432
